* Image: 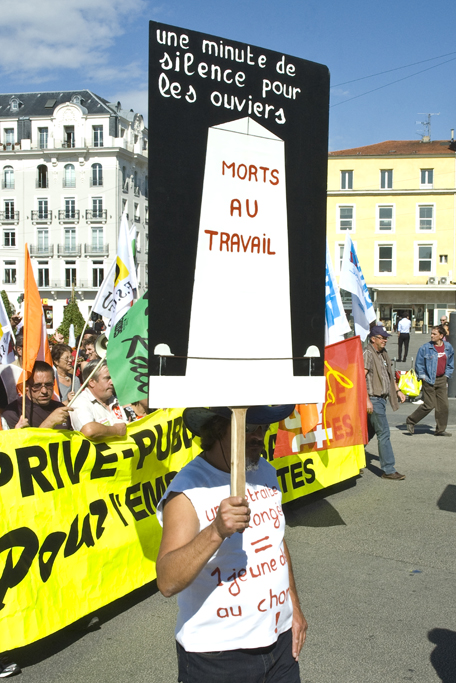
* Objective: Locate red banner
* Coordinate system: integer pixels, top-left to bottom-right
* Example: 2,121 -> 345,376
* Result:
275,336 -> 368,457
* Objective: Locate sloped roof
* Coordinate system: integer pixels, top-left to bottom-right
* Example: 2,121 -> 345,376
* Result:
330,140 -> 456,157
0,90 -> 113,118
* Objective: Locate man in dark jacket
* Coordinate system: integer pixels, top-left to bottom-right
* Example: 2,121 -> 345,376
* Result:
364,325 -> 406,480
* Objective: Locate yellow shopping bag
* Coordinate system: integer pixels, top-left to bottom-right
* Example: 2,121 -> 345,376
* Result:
398,369 -> 422,397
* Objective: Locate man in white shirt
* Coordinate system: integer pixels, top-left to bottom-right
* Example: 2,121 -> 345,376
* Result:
70,359 -> 127,440
397,314 -> 412,362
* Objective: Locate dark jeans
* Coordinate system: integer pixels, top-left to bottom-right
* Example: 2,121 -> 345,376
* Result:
368,396 -> 396,474
176,628 -> 300,683
398,333 -> 410,360
408,375 -> 449,433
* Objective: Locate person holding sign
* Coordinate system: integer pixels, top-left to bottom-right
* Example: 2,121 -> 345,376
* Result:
156,405 -> 307,683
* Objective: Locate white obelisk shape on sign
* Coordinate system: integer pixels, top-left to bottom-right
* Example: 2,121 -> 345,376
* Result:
150,117 -> 326,407
187,118 -> 292,384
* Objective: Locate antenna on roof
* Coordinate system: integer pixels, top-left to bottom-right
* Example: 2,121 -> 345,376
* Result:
416,113 -> 440,142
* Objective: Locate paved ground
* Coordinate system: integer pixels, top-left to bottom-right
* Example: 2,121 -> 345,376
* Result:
10,331 -> 456,682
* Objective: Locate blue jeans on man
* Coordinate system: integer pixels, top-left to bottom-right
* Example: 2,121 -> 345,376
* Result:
368,397 -> 397,474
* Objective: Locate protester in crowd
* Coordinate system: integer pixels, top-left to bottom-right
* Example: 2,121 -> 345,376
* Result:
397,314 -> 412,362
156,405 -> 307,682
94,317 -> 106,335
123,398 -> 151,421
0,334 -> 23,410
440,315 -> 450,338
51,344 -> 80,405
79,335 -> 100,374
70,359 -> 127,439
364,325 -> 406,480
2,361 -> 72,430
406,325 -> 454,437
52,331 -> 65,345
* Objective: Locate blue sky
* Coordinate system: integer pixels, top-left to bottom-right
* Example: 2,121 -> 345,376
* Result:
1,0 -> 455,151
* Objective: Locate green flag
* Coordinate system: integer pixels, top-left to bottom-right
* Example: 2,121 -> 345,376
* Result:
106,291 -> 148,405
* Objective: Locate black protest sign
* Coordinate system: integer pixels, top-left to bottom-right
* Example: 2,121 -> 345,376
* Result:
148,22 -> 329,407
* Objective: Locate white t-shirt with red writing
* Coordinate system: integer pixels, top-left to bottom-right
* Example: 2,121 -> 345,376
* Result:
156,455 -> 293,652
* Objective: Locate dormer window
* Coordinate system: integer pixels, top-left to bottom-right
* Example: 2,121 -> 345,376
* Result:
71,95 -> 82,105
10,98 -> 19,111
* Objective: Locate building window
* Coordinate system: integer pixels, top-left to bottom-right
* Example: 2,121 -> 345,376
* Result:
145,175 -> 148,198
38,127 -> 48,149
4,261 -> 16,284
10,98 -> 19,111
65,262 -> 76,287
64,228 -> 76,251
439,254 -> 448,264
134,202 -> 140,222
122,166 -> 128,189
63,126 -> 75,148
91,227 -> 104,251
375,243 -> 395,275
93,125 -> 104,147
340,170 -> 353,190
4,129 -> 14,147
92,197 -> 103,219
38,199 -> 49,220
337,205 -> 354,232
37,228 -> 49,251
64,198 -> 76,219
417,204 -> 434,231
377,205 -> 394,232
420,169 -> 433,188
63,164 -> 76,188
37,164 -> 48,189
3,166 -> 14,189
91,163 -> 103,186
4,200 -> 15,220
3,230 -> 16,247
380,170 -> 393,189
38,262 -> 49,287
92,264 -> 104,287
415,242 -> 436,275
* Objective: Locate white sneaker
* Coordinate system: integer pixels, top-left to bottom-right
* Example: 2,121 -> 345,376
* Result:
412,399 -> 424,405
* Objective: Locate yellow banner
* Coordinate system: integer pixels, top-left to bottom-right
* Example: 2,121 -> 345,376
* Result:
0,411 -> 364,651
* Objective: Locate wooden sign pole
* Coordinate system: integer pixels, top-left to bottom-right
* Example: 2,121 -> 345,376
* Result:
229,407 -> 247,497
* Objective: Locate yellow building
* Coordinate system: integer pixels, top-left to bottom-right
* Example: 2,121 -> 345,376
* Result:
327,139 -> 456,330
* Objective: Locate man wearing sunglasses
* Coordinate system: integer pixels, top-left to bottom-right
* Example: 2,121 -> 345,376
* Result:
1,361 -> 72,430
364,325 -> 405,480
156,405 -> 307,683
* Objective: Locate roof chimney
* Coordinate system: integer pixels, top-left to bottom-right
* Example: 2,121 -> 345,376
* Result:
451,129 -> 454,141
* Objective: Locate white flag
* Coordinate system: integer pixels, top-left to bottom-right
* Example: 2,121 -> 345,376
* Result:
108,210 -> 138,339
0,296 -> 15,364
91,259 -> 116,320
325,243 -> 350,345
339,234 -> 375,341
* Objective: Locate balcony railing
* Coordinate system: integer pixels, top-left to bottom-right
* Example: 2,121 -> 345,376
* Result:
49,280 -> 99,289
58,210 -> 80,222
29,244 -> 54,257
31,210 -> 52,222
90,177 -> 103,187
2,180 -> 15,189
36,179 -> 49,188
57,244 -> 81,256
62,141 -> 75,148
0,211 -> 19,222
62,179 -> 76,188
2,278 -> 17,284
84,243 -> 109,257
85,209 -> 107,221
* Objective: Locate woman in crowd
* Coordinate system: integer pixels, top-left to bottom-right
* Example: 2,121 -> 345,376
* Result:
51,344 -> 81,405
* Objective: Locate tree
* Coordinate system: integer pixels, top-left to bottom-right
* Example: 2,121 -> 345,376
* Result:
1,290 -> 15,319
57,291 -> 86,344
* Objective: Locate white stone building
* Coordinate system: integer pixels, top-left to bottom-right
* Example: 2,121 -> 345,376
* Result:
0,90 -> 148,330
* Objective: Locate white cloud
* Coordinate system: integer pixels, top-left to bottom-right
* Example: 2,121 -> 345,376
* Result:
0,0 -> 149,81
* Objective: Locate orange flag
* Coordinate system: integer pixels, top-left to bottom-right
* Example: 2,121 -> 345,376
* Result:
297,404 -> 319,435
17,245 -> 54,395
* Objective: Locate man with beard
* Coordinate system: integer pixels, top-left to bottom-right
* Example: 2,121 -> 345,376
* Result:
156,405 -> 307,683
